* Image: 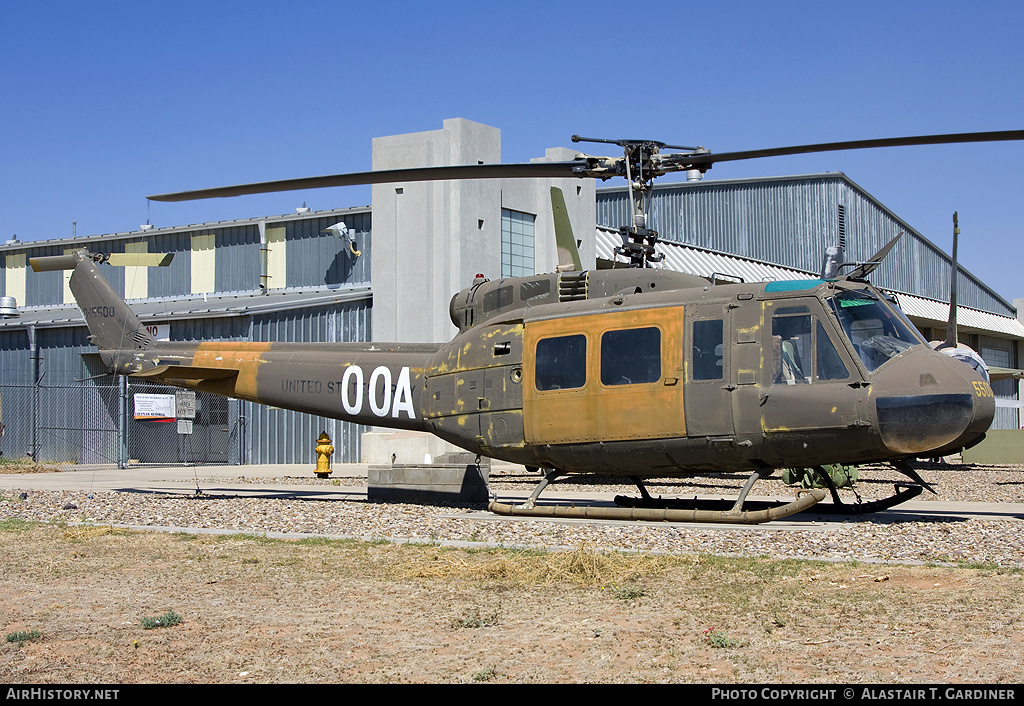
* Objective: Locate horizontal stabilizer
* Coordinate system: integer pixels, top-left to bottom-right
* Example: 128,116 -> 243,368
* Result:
131,365 -> 239,381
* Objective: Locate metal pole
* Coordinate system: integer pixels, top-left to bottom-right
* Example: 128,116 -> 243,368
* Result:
118,376 -> 128,469
27,326 -> 38,462
238,402 -> 247,465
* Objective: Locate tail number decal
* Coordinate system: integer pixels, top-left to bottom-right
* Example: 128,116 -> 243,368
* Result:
87,306 -> 117,318
340,365 -> 415,419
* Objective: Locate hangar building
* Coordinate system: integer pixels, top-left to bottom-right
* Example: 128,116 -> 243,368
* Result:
0,118 -> 1020,467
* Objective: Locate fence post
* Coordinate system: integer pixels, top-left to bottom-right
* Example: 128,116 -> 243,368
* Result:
118,376 -> 128,469
239,402 -> 247,465
27,325 -> 39,463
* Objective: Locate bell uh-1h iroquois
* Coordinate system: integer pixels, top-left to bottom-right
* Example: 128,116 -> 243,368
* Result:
31,129 -> 1024,524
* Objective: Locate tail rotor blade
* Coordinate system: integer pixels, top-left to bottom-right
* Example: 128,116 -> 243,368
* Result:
106,253 -> 175,268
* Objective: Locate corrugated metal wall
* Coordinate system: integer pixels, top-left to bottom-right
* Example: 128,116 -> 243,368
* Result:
0,324 -> 119,463
596,175 -> 1013,317
0,207 -> 375,465
146,231 -> 193,298
0,299 -> 373,465
0,328 -> 34,385
249,299 -> 372,464
285,212 -> 371,288
215,225 -> 261,293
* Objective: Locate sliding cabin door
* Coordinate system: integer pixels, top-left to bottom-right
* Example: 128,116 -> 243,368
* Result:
523,306 -> 686,444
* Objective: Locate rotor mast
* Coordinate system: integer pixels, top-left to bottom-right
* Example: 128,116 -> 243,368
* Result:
571,136 -> 706,267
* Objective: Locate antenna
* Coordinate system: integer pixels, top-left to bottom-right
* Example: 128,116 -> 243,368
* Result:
943,211 -> 960,349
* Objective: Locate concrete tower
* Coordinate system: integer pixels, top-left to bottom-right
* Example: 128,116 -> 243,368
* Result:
371,118 -> 595,344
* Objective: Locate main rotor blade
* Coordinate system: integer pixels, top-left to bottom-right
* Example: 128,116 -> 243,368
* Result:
148,161 -> 581,202
148,128 -> 1024,202
680,129 -> 1024,168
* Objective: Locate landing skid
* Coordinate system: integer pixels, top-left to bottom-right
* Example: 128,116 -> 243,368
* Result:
488,466 -> 827,525
804,462 -> 927,515
613,464 -> 928,517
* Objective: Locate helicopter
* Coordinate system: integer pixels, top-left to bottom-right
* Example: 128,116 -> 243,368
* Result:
30,128 -> 1024,524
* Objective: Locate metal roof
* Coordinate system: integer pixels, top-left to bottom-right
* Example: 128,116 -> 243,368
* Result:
893,293 -> 1024,339
0,206 -> 371,254
0,285 -> 372,330
596,173 -> 1015,316
596,226 -> 1024,341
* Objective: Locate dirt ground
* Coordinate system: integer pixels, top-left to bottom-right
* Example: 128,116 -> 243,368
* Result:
1,521 -> 1022,684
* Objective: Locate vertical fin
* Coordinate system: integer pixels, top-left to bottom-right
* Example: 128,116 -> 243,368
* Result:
31,249 -> 155,350
71,254 -> 155,350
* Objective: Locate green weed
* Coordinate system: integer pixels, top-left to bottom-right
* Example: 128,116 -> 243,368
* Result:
5,629 -> 42,644
452,608 -> 500,629
140,610 -> 183,630
703,628 -> 740,648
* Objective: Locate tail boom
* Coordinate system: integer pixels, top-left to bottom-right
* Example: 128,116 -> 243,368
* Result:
103,341 -> 438,431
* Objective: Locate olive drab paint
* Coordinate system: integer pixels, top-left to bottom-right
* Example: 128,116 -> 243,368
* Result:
46,249 -> 994,479
36,190 -> 1000,525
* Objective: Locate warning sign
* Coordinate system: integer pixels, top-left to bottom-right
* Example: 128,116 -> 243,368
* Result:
175,390 -> 196,419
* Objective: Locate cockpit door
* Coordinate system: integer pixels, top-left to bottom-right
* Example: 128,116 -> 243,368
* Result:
760,299 -> 868,461
683,303 -> 734,436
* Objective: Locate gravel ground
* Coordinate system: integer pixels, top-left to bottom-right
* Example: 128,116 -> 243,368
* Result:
2,462 -> 1023,568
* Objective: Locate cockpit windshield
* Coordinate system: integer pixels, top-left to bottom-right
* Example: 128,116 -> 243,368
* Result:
828,290 -> 924,372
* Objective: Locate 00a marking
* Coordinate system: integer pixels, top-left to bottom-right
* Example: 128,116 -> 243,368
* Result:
340,365 -> 415,419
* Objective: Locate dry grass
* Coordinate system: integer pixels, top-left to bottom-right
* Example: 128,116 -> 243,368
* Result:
1,519 -> 1022,683
0,458 -> 63,474
398,543 -> 690,587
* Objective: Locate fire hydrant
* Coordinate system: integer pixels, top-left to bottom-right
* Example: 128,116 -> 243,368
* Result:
314,432 -> 334,478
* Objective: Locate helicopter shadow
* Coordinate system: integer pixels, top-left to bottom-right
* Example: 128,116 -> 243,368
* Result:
111,486 -> 366,503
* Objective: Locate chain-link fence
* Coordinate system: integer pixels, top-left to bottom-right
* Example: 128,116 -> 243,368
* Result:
0,379 -> 240,468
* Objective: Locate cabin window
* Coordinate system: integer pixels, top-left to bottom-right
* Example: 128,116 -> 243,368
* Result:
483,285 -> 513,315
520,278 -> 551,302
772,313 -> 811,384
771,311 -> 851,384
692,319 -> 724,381
535,334 -> 587,391
601,327 -> 661,386
816,320 -> 850,380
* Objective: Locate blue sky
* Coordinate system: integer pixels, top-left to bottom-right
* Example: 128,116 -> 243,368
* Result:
2,1 -> 1022,303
